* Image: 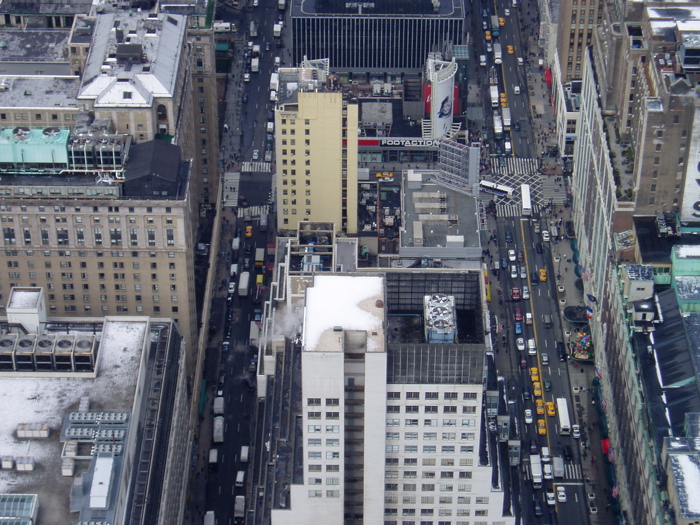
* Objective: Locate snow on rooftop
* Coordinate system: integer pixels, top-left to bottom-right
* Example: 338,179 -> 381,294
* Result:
7,290 -> 40,310
674,454 -> 700,517
303,275 -> 384,352
675,245 -> 700,258
0,319 -> 147,494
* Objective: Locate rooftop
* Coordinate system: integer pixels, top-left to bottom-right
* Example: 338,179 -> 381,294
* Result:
400,170 -> 482,259
294,0 -> 464,18
302,275 -> 385,353
79,12 -> 187,107
0,77 -> 81,110
669,453 -> 700,519
1,0 -> 94,17
0,317 -> 148,524
0,30 -> 70,75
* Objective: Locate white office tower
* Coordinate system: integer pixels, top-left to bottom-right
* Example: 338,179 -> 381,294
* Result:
272,273 -> 513,525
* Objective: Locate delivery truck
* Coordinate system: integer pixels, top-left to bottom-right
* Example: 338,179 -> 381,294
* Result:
490,85 -> 500,108
530,454 -> 542,488
213,416 -> 224,443
240,445 -> 250,462
255,248 -> 265,269
252,44 -> 260,58
502,107 -> 511,131
208,449 -> 218,471
204,511 -> 216,525
249,21 -> 257,38
278,0 -> 286,9
273,23 -> 282,37
493,42 -> 503,64
493,114 -> 503,139
213,396 -> 224,415
270,72 -> 279,91
234,496 -> 245,519
491,15 -> 500,36
552,456 -> 565,478
259,214 -> 268,232
238,271 -> 250,297
251,57 -> 259,73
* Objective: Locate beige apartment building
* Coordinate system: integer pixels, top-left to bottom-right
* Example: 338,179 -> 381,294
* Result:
276,88 -> 359,234
0,139 -> 200,373
555,0 -> 605,82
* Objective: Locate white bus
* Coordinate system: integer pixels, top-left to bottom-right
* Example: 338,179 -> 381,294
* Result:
556,398 -> 571,436
521,184 -> 532,216
480,180 -> 514,197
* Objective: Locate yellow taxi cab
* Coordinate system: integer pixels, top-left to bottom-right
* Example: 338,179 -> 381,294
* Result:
245,225 -> 253,238
546,401 -> 556,417
535,399 -> 545,415
499,17 -> 505,26
537,419 -> 547,435
533,382 -> 542,397
507,45 -> 515,54
539,269 -> 547,282
530,367 -> 539,383
485,30 -> 492,41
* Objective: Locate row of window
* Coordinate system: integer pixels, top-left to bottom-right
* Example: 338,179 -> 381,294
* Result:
386,458 -> 473,468
0,301 -> 178,316
389,406 -> 477,414
385,508 -> 489,517
307,412 -> 339,419
387,419 -> 476,428
386,471 -> 472,480
386,445 -> 475,454
8,259 -> 176,271
388,392 -> 478,401
8,271 -> 178,283
0,215 -> 174,225
4,249 -> 179,259
385,495 -> 488,505
383,521 -> 504,525
0,205 -> 171,215
2,227 -> 176,247
307,398 -> 340,406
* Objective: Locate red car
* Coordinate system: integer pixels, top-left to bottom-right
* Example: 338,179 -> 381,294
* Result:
514,307 -> 523,321
511,287 -> 520,301
517,250 -> 524,262
520,354 -> 528,368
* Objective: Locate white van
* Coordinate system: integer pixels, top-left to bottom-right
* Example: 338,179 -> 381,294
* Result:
513,85 -> 521,95
236,470 -> 245,487
541,446 -> 550,463
230,263 -> 239,278
274,56 -> 281,67
240,445 -> 250,462
527,338 -> 537,355
543,463 -> 553,480
480,55 -> 487,67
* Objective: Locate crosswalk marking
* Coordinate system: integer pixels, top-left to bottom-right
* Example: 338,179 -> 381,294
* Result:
237,205 -> 270,219
521,462 -> 581,481
490,157 -> 540,177
241,161 -> 272,173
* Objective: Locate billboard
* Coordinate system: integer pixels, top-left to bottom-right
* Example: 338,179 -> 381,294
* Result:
426,58 -> 458,140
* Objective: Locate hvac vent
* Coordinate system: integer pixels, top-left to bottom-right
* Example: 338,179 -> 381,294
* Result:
43,127 -> 61,137
37,338 -> 54,350
56,338 -> 74,351
12,127 -> 31,140
17,337 -> 35,351
0,337 -> 15,348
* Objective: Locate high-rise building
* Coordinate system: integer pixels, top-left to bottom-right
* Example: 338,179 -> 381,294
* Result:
555,0 -> 605,82
275,66 -> 359,234
0,287 -> 191,525
290,0 -> 465,72
0,138 -> 201,372
262,254 -> 513,524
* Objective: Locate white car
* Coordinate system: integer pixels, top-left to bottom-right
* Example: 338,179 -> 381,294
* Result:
513,85 -> 521,95
572,424 -> 581,439
516,338 -> 525,351
504,8 -> 511,15
542,230 -> 550,242
227,282 -> 236,294
520,265 -> 527,279
243,73 -> 250,82
546,491 -> 556,506
525,312 -> 533,325
486,42 -> 493,52
557,486 -> 567,503
522,286 -> 530,299
252,149 -> 260,160
508,249 -> 516,262
524,409 -> 533,424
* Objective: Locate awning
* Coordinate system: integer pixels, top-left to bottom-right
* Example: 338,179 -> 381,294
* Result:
545,68 -> 552,85
601,438 -> 611,454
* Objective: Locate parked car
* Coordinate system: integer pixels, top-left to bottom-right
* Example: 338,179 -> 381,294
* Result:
515,322 -> 523,334
515,307 -> 523,321
517,338 -> 525,351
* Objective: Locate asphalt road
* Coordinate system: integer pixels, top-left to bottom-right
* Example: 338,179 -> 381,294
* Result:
491,213 -> 590,525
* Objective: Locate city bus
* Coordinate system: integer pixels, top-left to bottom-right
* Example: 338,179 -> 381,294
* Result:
480,180 -> 514,197
521,184 -> 532,216
556,398 -> 571,435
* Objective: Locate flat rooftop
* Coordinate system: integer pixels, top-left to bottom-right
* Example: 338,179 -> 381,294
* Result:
401,170 -> 482,259
0,29 -> 70,65
294,0 -> 464,17
0,77 -> 81,110
302,275 -> 385,353
0,318 -> 148,524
